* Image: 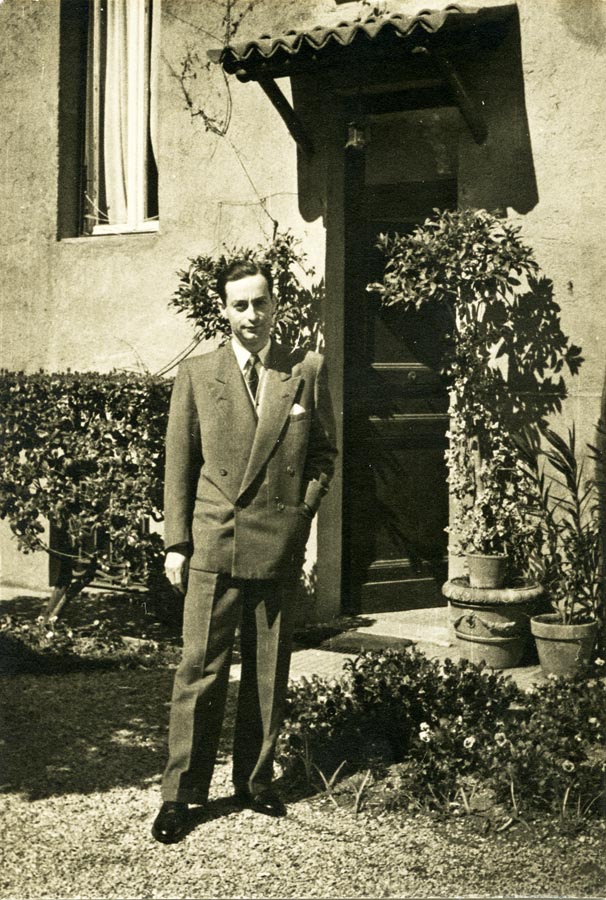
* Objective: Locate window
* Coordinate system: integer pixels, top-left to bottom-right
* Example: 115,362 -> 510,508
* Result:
57,0 -> 159,237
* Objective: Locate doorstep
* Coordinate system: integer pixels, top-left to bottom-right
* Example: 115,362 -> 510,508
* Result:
287,606 -> 546,692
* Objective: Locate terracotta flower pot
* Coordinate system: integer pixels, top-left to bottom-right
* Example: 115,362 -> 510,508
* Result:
530,613 -> 599,678
466,553 -> 508,589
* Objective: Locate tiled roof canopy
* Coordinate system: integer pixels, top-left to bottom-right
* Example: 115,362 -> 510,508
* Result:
208,4 -> 516,81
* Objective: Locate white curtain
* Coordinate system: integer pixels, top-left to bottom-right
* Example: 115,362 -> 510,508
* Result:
103,0 -> 130,225
100,0 -> 158,227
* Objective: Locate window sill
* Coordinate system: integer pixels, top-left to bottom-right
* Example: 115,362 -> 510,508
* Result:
91,221 -> 160,236
59,225 -> 161,244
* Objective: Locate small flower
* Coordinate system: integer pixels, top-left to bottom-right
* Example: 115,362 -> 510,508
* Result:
595,657 -> 605,667
494,732 -> 508,747
463,736 -> 476,750
588,717 -> 598,726
562,760 -> 575,773
46,631 -> 54,640
419,722 -> 432,743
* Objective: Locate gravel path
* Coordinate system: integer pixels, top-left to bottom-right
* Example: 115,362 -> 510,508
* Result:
2,665 -> 605,899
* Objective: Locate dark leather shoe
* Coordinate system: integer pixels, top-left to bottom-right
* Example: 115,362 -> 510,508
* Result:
234,788 -> 287,818
151,801 -> 189,844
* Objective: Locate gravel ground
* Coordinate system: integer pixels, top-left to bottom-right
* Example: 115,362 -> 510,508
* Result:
2,665 -> 606,900
1,593 -> 605,899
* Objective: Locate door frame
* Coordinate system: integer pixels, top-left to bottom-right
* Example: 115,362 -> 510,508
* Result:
316,88 -> 463,620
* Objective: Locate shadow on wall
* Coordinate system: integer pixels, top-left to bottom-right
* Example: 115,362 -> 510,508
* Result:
455,9 -> 538,216
557,0 -> 606,50
292,8 -> 538,222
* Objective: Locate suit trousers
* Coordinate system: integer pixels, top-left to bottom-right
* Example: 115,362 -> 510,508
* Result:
161,569 -> 298,804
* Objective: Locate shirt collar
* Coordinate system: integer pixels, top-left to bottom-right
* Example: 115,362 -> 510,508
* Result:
231,337 -> 271,371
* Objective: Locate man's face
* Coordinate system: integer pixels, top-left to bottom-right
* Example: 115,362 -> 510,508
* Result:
223,273 -> 275,353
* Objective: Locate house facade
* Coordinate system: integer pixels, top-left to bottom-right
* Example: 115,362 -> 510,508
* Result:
1,0 -> 605,621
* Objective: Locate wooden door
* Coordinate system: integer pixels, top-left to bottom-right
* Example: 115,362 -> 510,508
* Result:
343,107 -> 459,612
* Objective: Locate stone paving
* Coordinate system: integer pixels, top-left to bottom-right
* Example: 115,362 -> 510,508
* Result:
1,584 -> 545,691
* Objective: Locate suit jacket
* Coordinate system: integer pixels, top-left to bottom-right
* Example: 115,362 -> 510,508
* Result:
163,341 -> 337,580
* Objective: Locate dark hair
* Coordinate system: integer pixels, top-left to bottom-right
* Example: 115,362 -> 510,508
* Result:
216,258 -> 274,303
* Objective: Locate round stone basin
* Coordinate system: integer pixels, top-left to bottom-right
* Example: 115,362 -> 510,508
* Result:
442,577 -> 544,605
443,579 -> 545,668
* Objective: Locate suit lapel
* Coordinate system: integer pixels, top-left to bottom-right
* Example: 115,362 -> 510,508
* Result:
238,343 -> 301,499
210,344 -> 258,491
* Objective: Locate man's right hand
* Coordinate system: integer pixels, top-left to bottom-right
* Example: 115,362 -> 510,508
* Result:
165,551 -> 189,595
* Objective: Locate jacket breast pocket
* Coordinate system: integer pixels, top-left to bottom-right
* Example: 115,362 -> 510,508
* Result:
288,412 -> 310,427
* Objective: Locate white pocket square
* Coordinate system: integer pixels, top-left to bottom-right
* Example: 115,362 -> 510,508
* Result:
290,403 -> 307,417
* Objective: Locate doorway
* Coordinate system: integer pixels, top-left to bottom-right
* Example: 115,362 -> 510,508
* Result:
342,106 -> 460,612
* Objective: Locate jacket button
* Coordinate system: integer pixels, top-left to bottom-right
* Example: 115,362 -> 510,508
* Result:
277,502 -> 285,511
287,466 -> 295,476
219,468 -> 228,476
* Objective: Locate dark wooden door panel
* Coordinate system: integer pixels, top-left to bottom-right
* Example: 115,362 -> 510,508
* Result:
343,106 -> 458,612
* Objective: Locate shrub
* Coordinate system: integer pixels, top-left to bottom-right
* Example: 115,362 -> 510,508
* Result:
485,670 -> 606,819
278,648 -> 606,822
169,229 -> 324,352
0,370 -> 171,586
279,649 -> 520,790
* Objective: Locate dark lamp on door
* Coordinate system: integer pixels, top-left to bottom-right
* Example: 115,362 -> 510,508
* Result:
345,121 -> 368,150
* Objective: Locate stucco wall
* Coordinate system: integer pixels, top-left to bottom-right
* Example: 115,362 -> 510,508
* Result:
1,0 -> 605,595
515,0 -> 606,452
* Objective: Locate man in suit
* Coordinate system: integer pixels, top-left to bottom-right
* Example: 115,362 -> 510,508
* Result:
152,258 -> 337,843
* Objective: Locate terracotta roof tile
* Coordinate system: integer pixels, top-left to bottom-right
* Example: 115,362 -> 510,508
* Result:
209,3 -> 516,76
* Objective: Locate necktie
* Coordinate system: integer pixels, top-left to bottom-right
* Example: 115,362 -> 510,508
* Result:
245,354 -> 260,402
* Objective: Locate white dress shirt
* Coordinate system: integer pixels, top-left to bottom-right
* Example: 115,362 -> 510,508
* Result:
231,337 -> 271,411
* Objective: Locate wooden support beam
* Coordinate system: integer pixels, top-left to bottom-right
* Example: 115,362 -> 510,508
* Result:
415,46 -> 488,145
257,75 -> 315,156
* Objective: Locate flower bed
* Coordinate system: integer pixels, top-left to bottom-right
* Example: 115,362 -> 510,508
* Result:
278,648 -> 606,824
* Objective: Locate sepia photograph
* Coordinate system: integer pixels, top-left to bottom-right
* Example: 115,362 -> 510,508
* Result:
1,0 -> 605,897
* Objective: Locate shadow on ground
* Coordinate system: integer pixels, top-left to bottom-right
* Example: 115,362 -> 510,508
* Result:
0,592 -> 231,801
0,663 -> 242,802
0,593 -> 374,803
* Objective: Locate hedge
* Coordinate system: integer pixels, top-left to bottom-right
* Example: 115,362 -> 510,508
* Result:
0,370 -> 172,587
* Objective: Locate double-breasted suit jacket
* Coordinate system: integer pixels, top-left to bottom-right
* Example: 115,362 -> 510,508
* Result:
164,340 -> 337,580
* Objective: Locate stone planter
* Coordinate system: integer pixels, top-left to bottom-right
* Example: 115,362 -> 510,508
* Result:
466,553 -> 508,589
530,613 -> 599,678
443,578 -> 545,669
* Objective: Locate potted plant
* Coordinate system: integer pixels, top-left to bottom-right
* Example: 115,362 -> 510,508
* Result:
523,425 -> 605,677
369,208 -> 582,587
449,423 -> 539,589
